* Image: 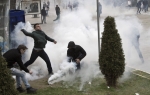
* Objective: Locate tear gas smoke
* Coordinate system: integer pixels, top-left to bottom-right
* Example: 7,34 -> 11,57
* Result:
11,22 -> 46,79
48,60 -> 76,85
12,0 -> 150,90
11,22 -> 33,48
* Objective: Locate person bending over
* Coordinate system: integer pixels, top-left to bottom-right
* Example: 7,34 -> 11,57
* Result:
3,45 -> 37,94
67,41 -> 86,70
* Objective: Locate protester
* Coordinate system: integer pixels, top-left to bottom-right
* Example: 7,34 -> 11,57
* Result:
47,1 -> 50,10
43,2 -> 47,8
53,5 -> 60,21
73,1 -> 79,10
68,2 -> 72,11
67,41 -> 86,70
41,7 -> 47,24
143,0 -> 149,12
21,23 -> 57,75
128,0 -> 132,7
132,34 -> 144,63
137,0 -> 142,14
3,45 -> 37,94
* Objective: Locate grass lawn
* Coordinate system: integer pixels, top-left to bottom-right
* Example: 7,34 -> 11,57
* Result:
20,73 -> 150,95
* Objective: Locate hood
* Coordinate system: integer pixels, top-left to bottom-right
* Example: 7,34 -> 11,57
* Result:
67,41 -> 75,48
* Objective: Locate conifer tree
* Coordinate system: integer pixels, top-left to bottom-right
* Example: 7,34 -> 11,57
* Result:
99,16 -> 125,87
0,49 -> 18,95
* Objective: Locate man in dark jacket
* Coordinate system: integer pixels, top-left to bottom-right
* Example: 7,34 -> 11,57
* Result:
137,0 -> 142,14
41,7 -> 47,24
21,23 -> 57,75
3,45 -> 37,94
143,0 -> 149,12
53,5 -> 60,21
67,41 -> 86,70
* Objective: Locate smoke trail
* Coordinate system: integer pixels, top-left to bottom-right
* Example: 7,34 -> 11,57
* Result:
48,60 -> 76,84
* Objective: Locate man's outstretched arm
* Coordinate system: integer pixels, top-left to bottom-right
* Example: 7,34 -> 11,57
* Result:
21,29 -> 34,37
45,34 -> 57,44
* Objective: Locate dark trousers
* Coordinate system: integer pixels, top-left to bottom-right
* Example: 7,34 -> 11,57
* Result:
137,7 -> 141,14
24,49 -> 53,74
76,63 -> 80,70
72,60 -> 80,70
53,14 -> 60,21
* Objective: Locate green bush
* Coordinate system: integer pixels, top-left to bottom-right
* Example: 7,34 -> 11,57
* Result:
0,49 -> 18,95
99,16 -> 125,87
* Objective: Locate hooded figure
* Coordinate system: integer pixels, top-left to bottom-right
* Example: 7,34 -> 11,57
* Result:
67,41 -> 86,70
53,5 -> 60,21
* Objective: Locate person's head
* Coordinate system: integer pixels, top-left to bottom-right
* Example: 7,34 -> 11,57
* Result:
43,7 -> 45,9
34,23 -> 41,30
17,45 -> 28,54
67,41 -> 75,48
56,5 -> 58,7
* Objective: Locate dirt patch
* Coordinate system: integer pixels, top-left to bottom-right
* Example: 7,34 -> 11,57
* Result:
137,15 -> 150,30
28,76 -> 50,89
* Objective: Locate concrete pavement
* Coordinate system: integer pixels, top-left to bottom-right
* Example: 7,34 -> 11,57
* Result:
25,7 -> 58,35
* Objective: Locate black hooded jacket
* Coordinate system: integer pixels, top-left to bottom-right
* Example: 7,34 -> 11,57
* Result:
67,41 -> 86,62
3,48 -> 29,73
41,8 -> 47,16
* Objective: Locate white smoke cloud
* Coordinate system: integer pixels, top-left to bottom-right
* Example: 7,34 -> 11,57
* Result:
46,3 -> 147,89
48,60 -> 76,84
11,0 -> 150,90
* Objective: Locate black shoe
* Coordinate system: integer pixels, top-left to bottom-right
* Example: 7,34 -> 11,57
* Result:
26,87 -> 37,94
17,87 -> 25,93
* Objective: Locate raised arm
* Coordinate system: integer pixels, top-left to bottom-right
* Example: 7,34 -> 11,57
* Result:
21,29 -> 34,37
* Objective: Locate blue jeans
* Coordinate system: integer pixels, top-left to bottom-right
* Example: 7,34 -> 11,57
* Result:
10,68 -> 30,88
